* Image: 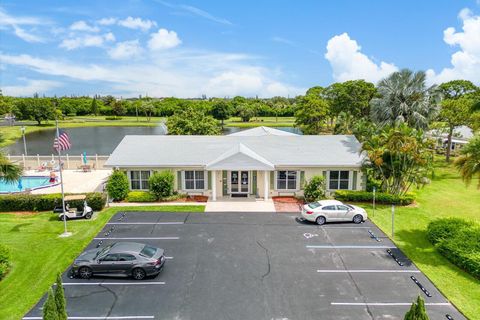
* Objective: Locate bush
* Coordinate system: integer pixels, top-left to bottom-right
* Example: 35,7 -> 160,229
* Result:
105,116 -> 122,120
106,170 -> 129,201
126,191 -> 157,202
43,288 -> 59,320
149,171 -> 174,200
55,273 -> 67,320
303,176 -> 326,202
0,244 -> 11,280
334,190 -> 415,205
426,218 -> 472,245
427,218 -> 480,279
404,296 -> 430,320
0,193 -> 106,212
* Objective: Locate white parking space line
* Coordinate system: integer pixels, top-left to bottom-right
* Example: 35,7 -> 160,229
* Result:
331,302 -> 451,306
307,245 -> 395,249
317,270 -> 420,273
165,256 -> 173,259
106,222 -> 184,225
94,237 -> 179,240
24,316 -> 155,319
321,226 -> 371,229
61,282 -> 165,286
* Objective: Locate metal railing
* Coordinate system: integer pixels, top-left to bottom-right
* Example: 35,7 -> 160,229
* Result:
6,154 -> 110,170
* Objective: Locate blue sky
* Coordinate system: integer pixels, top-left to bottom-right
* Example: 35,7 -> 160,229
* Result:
0,0 -> 479,97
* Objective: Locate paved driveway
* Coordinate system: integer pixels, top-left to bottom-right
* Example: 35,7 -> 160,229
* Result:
24,211 -> 464,320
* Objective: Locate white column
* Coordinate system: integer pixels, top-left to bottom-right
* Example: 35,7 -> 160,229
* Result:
211,170 -> 217,201
264,170 -> 269,201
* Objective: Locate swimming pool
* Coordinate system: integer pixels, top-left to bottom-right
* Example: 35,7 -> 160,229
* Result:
0,176 -> 59,193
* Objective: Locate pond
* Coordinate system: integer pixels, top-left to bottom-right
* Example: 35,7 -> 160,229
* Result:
6,125 -> 300,155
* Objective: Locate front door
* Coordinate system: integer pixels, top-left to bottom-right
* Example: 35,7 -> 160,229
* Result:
230,171 -> 249,194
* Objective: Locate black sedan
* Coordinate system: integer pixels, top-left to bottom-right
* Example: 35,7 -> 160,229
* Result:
71,242 -> 166,280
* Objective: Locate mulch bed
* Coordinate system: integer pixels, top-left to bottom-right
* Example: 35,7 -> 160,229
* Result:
272,196 -> 304,212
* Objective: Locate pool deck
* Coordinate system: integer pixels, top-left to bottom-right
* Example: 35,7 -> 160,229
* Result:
27,169 -> 111,194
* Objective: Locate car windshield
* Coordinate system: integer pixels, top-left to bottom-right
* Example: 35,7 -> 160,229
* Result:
140,245 -> 157,258
308,202 -> 321,209
95,245 -> 112,259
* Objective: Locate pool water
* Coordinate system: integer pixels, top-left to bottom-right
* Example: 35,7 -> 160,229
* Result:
0,176 -> 56,193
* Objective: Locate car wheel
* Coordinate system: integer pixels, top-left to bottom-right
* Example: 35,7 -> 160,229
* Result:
353,214 -> 363,224
132,268 -> 146,280
316,216 -> 326,225
78,266 -> 93,279
59,215 -> 68,221
85,212 -> 92,219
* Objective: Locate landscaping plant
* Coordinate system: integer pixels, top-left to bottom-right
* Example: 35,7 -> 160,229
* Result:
303,176 -> 326,202
54,273 -> 67,320
404,296 -> 429,320
334,190 -> 415,205
0,244 -> 11,280
106,170 -> 130,201
42,288 -> 59,320
149,171 -> 174,200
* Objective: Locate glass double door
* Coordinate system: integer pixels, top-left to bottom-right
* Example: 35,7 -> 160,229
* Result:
230,171 -> 249,194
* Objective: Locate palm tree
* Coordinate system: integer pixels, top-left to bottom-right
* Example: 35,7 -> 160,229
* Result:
454,135 -> 480,189
0,135 -> 22,183
370,69 -> 441,130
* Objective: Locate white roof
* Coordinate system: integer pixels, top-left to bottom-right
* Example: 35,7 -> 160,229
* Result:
105,135 -> 365,170
228,126 -> 298,136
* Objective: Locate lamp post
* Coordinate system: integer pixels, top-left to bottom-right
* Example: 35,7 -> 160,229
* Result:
21,126 -> 27,156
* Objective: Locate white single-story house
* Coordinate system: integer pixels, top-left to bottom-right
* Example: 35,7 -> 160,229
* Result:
428,125 -> 474,153
105,127 -> 366,201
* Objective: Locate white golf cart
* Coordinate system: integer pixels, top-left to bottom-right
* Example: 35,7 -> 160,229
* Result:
53,195 -> 93,221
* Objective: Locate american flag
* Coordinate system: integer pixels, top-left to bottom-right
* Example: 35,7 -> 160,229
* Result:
53,129 -> 72,151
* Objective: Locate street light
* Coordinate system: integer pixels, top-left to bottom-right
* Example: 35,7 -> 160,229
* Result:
21,126 -> 27,156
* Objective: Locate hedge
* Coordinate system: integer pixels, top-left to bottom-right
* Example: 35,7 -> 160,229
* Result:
427,218 -> 480,279
0,192 -> 106,212
333,190 -> 415,205
126,191 -> 157,202
0,244 -> 11,280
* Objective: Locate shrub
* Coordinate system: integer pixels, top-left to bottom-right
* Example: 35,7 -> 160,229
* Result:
334,190 -> 415,205
426,218 -> 472,245
105,116 -> 122,120
106,170 -> 129,201
0,192 -> 105,212
303,176 -> 326,202
43,288 -> 59,320
55,273 -> 67,320
0,244 -> 11,280
404,296 -> 429,320
427,218 -> 480,279
126,191 -> 157,202
149,171 -> 174,200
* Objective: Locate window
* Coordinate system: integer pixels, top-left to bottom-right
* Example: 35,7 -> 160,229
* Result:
322,206 -> 337,210
276,171 -> 297,190
140,245 -> 158,258
118,254 -> 136,262
329,171 -> 350,190
102,254 -> 119,262
130,171 -> 150,190
184,171 -> 205,190
336,205 -> 350,211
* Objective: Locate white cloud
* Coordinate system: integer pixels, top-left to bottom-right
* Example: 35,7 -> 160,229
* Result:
69,20 -> 99,32
1,78 -> 61,96
325,32 -> 398,83
97,17 -> 117,26
108,40 -> 143,60
426,8 -> 480,85
0,51 -> 303,98
59,33 -> 115,50
148,29 -> 181,50
118,17 -> 156,31
0,8 -> 45,42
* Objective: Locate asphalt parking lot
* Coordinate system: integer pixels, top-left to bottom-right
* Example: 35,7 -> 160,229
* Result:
24,211 -> 465,320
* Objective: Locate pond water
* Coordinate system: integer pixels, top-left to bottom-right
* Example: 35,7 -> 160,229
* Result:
6,125 -> 300,155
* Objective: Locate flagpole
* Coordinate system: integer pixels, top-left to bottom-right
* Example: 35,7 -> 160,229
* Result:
56,120 -> 70,237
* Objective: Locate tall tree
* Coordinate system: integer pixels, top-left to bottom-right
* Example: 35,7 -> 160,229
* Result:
139,101 -> 155,122
42,288 -> 59,320
404,296 -> 430,320
370,69 -> 441,130
167,107 -> 221,135
210,100 -> 232,127
454,135 -> 480,189
438,80 -> 477,100
325,80 -> 377,118
438,96 -> 473,162
362,124 -> 435,195
90,98 -> 99,116
294,93 -> 329,134
54,273 -> 67,320
111,100 -> 126,117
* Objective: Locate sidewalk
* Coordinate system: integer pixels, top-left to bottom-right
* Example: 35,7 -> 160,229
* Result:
108,202 -> 207,207
205,198 -> 275,212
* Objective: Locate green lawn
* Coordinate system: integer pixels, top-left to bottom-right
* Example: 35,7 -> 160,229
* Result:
366,160 -> 480,319
0,116 -> 164,147
224,116 -> 295,128
0,205 -> 204,320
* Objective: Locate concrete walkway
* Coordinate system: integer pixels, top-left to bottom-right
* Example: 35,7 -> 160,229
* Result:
108,202 -> 206,207
28,169 -> 111,194
205,197 -> 275,212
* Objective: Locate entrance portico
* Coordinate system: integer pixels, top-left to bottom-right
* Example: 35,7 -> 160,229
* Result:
206,143 -> 273,202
